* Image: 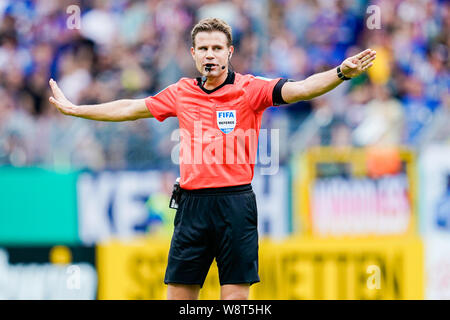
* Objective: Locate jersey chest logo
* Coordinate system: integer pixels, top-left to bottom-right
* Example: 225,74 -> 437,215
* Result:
216,110 -> 236,134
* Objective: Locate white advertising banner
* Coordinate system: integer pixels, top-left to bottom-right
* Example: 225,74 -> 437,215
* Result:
420,145 -> 450,299
419,145 -> 450,235
425,235 -> 450,299
77,169 -> 290,244
311,175 -> 412,236
0,248 -> 97,300
77,171 -> 177,244
253,167 -> 289,239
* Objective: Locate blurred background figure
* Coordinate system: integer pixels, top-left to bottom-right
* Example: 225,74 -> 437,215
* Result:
0,0 -> 447,170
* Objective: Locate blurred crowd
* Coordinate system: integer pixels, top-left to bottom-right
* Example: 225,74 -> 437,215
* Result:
0,0 -> 448,170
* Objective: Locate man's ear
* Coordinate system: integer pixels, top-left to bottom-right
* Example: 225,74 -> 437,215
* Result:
190,47 -> 195,60
229,45 -> 234,59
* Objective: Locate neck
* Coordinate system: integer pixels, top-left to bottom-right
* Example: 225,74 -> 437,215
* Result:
203,69 -> 228,90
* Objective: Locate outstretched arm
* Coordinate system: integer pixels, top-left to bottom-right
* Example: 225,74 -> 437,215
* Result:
48,79 -> 153,121
281,48 -> 376,103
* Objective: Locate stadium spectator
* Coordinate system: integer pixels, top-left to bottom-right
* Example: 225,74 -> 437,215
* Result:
0,0 -> 448,169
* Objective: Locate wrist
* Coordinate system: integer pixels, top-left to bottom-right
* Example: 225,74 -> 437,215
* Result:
337,65 -> 351,81
69,104 -> 80,117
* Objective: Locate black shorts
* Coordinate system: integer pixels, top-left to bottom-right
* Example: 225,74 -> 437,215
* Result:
164,183 -> 259,288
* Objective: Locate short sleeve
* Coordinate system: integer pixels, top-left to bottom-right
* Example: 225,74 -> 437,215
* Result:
145,83 -> 178,122
246,75 -> 282,113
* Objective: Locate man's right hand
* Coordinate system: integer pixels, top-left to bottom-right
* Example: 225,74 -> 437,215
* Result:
48,79 -> 77,116
49,78 -> 152,121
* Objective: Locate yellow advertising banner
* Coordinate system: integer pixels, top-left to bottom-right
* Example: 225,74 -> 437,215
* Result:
97,236 -> 423,300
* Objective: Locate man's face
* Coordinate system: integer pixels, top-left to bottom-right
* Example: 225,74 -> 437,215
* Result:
191,31 -> 233,77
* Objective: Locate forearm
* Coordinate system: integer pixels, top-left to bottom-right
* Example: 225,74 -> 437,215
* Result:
281,49 -> 376,104
282,67 -> 342,103
72,99 -> 149,122
49,78 -> 152,121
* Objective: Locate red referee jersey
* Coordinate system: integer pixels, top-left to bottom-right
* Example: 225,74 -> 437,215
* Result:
145,72 -> 281,190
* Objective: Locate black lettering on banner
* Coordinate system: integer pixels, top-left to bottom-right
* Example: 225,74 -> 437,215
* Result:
337,255 -> 347,299
128,253 -> 167,299
278,250 -> 409,300
392,253 -> 403,299
313,254 -> 324,300
280,254 -> 303,300
128,255 -> 144,299
355,253 -> 366,299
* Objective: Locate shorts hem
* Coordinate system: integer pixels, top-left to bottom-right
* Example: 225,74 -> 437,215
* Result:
219,279 -> 260,286
165,280 -> 205,288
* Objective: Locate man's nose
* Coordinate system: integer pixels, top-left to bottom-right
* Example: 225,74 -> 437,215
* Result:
206,48 -> 215,59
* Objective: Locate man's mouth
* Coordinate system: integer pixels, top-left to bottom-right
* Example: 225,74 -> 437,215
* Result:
204,64 -> 217,71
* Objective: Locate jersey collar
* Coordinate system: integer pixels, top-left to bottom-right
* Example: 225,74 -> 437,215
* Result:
196,71 -> 235,94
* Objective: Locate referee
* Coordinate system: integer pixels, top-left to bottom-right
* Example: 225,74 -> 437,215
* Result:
49,18 -> 376,300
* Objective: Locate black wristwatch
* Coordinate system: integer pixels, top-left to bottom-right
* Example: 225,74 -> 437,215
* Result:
337,66 -> 351,81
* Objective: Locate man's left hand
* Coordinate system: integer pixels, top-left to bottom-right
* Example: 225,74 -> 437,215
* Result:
340,48 -> 377,79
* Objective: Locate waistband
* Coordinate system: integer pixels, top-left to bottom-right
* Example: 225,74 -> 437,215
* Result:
181,184 -> 252,195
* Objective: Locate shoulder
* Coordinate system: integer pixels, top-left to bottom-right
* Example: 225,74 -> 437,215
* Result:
235,73 -> 255,83
235,73 -> 280,95
234,73 -> 255,88
177,77 -> 198,88
236,73 -> 277,85
166,77 -> 201,95
154,78 -> 197,95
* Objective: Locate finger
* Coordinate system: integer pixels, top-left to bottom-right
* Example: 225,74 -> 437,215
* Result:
49,97 -> 70,115
357,54 -> 371,65
49,79 -> 66,100
359,50 -> 377,63
362,62 -> 373,71
361,55 -> 376,67
365,49 -> 376,58
359,53 -> 373,63
49,96 -> 58,106
49,79 -> 59,96
49,79 -> 62,97
356,48 -> 371,60
49,96 -> 64,109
